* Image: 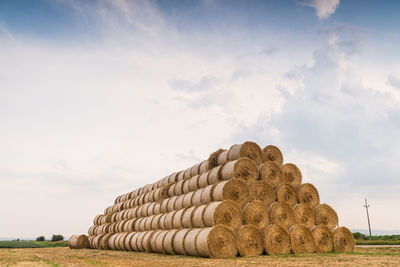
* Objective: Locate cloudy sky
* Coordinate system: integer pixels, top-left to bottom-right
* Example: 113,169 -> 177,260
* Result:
1,0 -> 400,238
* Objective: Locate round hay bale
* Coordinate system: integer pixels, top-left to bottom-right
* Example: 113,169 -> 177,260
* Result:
182,206 -> 196,228
141,203 -> 151,217
182,179 -> 191,194
262,145 -> 283,166
198,160 -> 209,174
263,224 -> 291,255
208,165 -> 223,185
108,234 -> 117,250
163,229 -> 179,254
153,202 -> 162,215
242,200 -> 269,229
172,208 -> 186,229
221,158 -> 258,183
143,192 -> 150,204
293,203 -> 315,228
176,170 -> 185,182
93,215 -> 102,225
167,184 -> 176,197
138,217 -> 147,232
174,180 -> 185,196
196,225 -> 237,258
182,191 -> 194,208
130,232 -> 142,252
212,178 -> 250,206
135,231 -> 148,252
141,231 -> 155,252
69,234 -> 89,249
248,180 -> 276,207
217,150 -> 229,165
174,194 -> 185,210
200,184 -> 214,204
161,182 -> 174,199
188,175 -> 200,192
315,204 -> 338,230
123,232 -> 136,251
276,183 -> 298,206
173,229 -> 191,255
198,172 -> 210,188
192,205 -> 207,228
235,225 -> 263,257
158,214 -> 168,230
110,212 -> 118,223
228,141 -> 262,165
154,230 -> 169,253
137,194 -> 145,206
281,163 -> 302,187
88,226 -> 96,236
133,218 -> 143,232
160,198 -> 169,213
164,210 -> 178,230
151,214 -> 163,230
312,225 -> 333,253
190,163 -> 201,177
289,224 -> 316,254
143,216 -> 154,231
296,183 -> 320,208
203,200 -> 241,229
123,219 -> 136,232
167,196 -> 178,212
183,168 -> 191,180
192,188 -> 205,206
113,233 -> 123,250
184,228 -> 203,256
208,149 -> 226,169
269,202 -> 295,229
149,231 -> 162,252
101,233 -> 114,250
332,226 -> 355,252
118,232 -> 130,251
147,202 -> 156,216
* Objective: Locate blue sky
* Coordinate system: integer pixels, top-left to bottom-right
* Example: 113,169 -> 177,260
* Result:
1,0 -> 400,238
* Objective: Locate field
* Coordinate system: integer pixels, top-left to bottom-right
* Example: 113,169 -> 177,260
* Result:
0,246 -> 399,267
0,241 -> 68,249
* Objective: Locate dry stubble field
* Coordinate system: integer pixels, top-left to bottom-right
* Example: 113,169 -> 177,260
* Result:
1,246 -> 400,267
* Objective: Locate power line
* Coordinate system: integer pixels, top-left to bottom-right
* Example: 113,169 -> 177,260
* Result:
363,198 -> 372,236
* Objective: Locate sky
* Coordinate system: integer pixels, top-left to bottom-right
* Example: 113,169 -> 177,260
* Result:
1,0 -> 400,238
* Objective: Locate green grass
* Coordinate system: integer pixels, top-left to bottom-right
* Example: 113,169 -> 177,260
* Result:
355,240 -> 400,245
0,240 -> 68,248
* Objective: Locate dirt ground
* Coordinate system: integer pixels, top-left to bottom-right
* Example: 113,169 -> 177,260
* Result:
1,246 -> 399,267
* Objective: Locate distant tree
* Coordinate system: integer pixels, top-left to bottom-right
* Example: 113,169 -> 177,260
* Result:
36,236 -> 45,241
353,232 -> 366,240
51,235 -> 64,242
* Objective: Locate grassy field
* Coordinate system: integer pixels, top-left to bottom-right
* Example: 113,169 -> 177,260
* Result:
0,246 -> 399,266
0,241 -> 68,249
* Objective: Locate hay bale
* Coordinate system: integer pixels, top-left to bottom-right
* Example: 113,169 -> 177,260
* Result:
198,160 -> 209,174
174,194 -> 185,210
276,183 -> 298,206
258,161 -> 282,188
176,170 -> 185,182
268,202 -> 295,229
217,150 -> 229,165
68,234 -> 89,249
188,174 -> 200,192
174,180 -> 185,196
296,183 -> 320,208
182,206 -> 196,228
196,225 -> 237,258
198,172 -> 210,188
167,184 -> 176,197
228,141 -> 262,165
281,163 -> 302,187
190,163 -> 201,177
200,185 -> 213,204
118,232 -> 130,251
163,229 -> 179,254
315,204 -> 338,230
208,165 -> 223,185
153,202 -> 161,215
142,231 -> 155,252
160,198 -> 169,213
184,228 -> 203,256
154,230 -> 169,253
332,226 -> 355,252
107,234 -> 117,250
151,214 -> 163,230
182,191 -> 194,208
161,182 -> 174,199
221,158 -> 258,183
192,188 -> 205,206
212,178 -> 250,206
192,205 -> 208,228
208,149 -> 227,169
123,232 -> 135,251
173,229 -> 191,255
242,200 -> 269,229
167,196 -> 178,212
203,200 -> 241,229
289,224 -> 316,254
101,233 -> 114,250
235,225 -> 263,257
149,230 -> 162,252
293,203 -> 315,228
312,225 -> 333,253
263,224 -> 291,255
164,210 -> 178,230
182,179 -> 191,194
172,208 -> 186,229
262,145 -> 284,166
248,180 -> 276,207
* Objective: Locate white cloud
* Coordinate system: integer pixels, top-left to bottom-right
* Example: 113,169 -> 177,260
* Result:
297,0 -> 340,19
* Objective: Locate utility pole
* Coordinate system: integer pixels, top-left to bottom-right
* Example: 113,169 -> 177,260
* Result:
364,198 -> 372,236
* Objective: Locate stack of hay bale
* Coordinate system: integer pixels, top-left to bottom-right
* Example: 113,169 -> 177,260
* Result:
70,142 -> 355,258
